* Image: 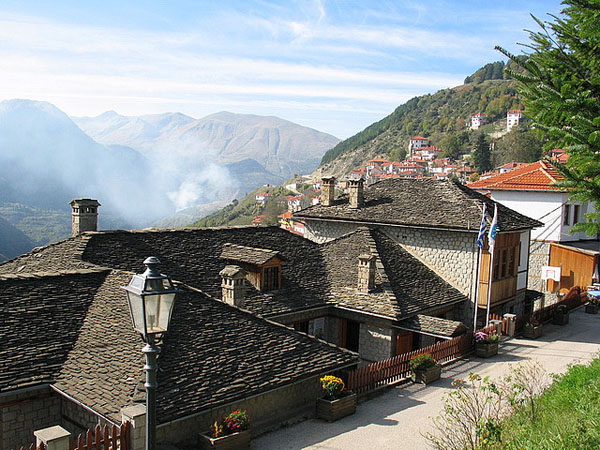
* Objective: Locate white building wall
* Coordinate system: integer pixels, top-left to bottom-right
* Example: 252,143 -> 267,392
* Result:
485,190 -> 594,242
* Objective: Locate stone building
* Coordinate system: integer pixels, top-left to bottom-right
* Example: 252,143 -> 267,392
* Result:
294,177 -> 542,323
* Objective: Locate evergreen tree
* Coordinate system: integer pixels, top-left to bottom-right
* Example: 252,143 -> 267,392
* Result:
496,0 -> 600,234
472,133 -> 491,173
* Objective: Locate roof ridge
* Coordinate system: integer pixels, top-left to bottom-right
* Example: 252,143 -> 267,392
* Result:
0,234 -> 86,266
0,267 -> 111,281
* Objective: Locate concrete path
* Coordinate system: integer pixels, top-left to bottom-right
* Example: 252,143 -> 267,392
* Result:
254,307 -> 600,450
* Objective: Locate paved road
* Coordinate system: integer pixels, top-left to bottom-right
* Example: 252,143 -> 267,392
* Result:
254,307 -> 600,450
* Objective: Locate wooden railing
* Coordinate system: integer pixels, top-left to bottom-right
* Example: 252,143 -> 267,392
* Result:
18,444 -> 45,450
70,423 -> 130,450
347,332 -> 473,394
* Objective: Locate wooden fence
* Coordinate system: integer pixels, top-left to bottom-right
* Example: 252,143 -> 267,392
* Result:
18,444 -> 45,450
70,423 -> 130,450
347,332 -> 473,394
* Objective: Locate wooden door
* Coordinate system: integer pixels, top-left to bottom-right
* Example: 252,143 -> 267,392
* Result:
396,331 -> 413,355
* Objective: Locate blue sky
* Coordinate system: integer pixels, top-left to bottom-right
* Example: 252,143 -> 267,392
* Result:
0,0 -> 563,138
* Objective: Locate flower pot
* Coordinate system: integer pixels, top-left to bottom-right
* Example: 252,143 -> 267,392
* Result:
585,304 -> 599,314
522,325 -> 543,339
316,393 -> 357,422
411,364 -> 442,384
198,430 -> 250,450
552,312 -> 569,325
476,341 -> 498,358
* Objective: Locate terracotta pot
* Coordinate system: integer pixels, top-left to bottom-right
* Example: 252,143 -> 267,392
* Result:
198,430 -> 250,450
411,364 -> 442,384
476,341 -> 499,358
523,324 -> 543,339
317,393 -> 357,422
585,304 -> 599,314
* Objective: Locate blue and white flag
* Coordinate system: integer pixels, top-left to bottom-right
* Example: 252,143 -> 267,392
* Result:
488,204 -> 498,252
477,204 -> 487,249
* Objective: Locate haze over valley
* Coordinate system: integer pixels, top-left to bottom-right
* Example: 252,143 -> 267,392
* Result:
0,98 -> 338,259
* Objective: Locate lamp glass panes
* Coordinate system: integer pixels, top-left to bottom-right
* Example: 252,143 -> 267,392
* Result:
122,258 -> 179,341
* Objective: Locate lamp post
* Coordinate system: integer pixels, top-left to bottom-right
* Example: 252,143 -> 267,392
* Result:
122,257 -> 181,450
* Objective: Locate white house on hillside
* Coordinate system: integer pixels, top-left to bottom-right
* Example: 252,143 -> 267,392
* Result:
506,109 -> 523,131
469,160 -> 598,297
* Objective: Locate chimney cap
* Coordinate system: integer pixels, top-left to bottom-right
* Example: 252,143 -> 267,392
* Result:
70,198 -> 101,207
220,265 -> 246,278
348,176 -> 365,184
321,176 -> 336,183
358,253 -> 376,262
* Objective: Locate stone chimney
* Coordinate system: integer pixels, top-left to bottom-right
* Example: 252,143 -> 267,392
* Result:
357,253 -> 377,293
70,199 -> 100,236
321,176 -> 336,207
219,265 -> 247,307
348,177 -> 364,209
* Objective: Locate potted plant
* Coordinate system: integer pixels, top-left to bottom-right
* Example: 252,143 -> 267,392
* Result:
409,353 -> 441,384
552,304 -> 569,325
474,331 -> 499,358
586,296 -> 599,314
199,410 -> 250,450
522,316 -> 543,339
316,375 -> 357,422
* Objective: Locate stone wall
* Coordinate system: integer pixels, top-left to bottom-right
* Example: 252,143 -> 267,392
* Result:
359,324 -> 392,363
303,219 -> 358,244
156,376 -> 322,446
528,240 -> 550,291
384,226 -> 478,297
0,387 -> 61,450
60,395 -> 109,437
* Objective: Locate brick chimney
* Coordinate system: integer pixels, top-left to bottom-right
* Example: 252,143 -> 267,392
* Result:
321,176 -> 336,206
348,177 -> 364,209
219,265 -> 247,307
70,199 -> 100,236
357,253 -> 376,293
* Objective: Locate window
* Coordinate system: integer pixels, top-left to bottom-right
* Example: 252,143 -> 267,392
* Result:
563,204 -> 571,226
573,204 -> 580,225
500,249 -> 508,278
492,244 -> 520,281
262,266 -> 280,291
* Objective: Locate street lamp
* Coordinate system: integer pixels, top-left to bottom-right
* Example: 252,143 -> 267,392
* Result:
122,257 -> 181,450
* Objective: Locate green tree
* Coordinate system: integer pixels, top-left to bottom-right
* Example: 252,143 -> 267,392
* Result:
494,128 -> 544,166
496,0 -> 600,234
472,132 -> 491,173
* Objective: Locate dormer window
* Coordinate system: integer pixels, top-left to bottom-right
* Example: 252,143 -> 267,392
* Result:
220,243 -> 285,292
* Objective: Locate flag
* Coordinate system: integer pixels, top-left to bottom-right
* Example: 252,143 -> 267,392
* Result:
477,204 -> 487,249
488,204 -> 498,252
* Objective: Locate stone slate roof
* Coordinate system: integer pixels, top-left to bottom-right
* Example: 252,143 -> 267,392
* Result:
220,243 -> 283,265
294,178 -> 542,232
321,228 -> 468,318
1,225 -> 470,322
398,314 -> 467,337
1,268 -> 357,424
0,269 -> 110,393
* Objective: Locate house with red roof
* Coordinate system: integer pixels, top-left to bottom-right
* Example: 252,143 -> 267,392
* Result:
507,109 -> 523,131
408,136 -> 429,158
470,113 -> 486,130
469,160 -> 597,295
255,192 -> 272,206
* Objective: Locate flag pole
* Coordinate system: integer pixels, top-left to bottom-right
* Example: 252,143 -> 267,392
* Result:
486,204 -> 498,327
473,246 -> 483,331
473,203 -> 487,331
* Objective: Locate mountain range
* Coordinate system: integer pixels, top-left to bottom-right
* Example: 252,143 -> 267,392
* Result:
0,99 -> 338,258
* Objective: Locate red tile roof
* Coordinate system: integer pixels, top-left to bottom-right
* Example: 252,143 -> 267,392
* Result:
508,109 -> 523,114
410,136 -> 428,140
368,157 -> 390,163
467,161 -> 564,191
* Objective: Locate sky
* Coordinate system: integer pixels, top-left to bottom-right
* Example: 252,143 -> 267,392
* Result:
0,0 -> 564,139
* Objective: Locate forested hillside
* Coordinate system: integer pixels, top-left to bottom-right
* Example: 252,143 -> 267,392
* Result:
317,60 -> 529,178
